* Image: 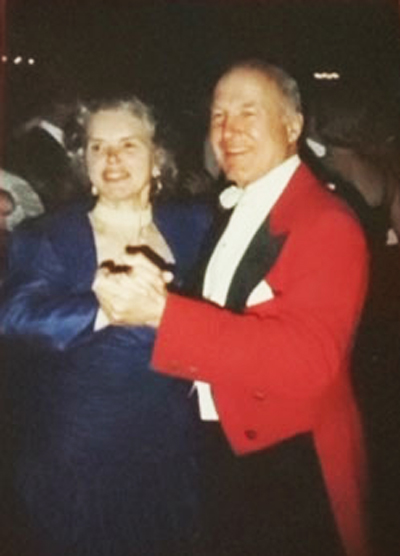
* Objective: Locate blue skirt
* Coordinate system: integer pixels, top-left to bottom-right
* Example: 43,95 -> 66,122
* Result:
13,327 -> 204,556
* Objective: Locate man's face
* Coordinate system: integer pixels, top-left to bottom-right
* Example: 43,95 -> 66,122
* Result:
209,68 -> 303,188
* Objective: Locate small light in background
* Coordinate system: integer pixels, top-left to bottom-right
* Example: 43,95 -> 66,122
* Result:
27,58 -> 35,65
13,56 -> 23,65
1,55 -> 7,63
313,71 -> 341,80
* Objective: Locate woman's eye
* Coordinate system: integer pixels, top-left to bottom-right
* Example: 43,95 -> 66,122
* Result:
89,143 -> 101,153
123,141 -> 137,150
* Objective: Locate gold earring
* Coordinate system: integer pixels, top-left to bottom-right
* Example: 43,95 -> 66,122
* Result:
153,176 -> 162,192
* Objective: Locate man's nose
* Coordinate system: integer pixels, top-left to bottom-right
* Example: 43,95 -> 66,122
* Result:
221,114 -> 241,140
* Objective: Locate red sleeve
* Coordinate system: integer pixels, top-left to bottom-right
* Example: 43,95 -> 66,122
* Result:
152,209 -> 369,401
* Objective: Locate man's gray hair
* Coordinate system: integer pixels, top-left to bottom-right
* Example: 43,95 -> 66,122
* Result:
223,59 -> 303,115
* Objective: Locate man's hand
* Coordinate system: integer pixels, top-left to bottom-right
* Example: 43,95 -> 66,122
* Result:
93,253 -> 172,327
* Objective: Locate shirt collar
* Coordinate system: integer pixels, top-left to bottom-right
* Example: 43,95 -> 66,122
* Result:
219,154 -> 300,210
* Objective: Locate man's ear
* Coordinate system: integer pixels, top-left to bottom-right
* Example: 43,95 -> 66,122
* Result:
286,112 -> 304,145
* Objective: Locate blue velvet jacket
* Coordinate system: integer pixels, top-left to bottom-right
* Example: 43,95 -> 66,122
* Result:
0,199 -> 212,351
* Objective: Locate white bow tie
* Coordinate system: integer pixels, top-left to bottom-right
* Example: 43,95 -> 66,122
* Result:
219,184 -> 244,209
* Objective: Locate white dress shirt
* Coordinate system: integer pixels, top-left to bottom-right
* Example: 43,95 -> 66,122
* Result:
196,155 -> 301,420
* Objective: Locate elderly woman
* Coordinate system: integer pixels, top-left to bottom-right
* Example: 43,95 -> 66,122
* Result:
0,96 -> 212,556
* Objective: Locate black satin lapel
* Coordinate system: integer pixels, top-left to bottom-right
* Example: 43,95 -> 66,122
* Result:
225,216 -> 287,313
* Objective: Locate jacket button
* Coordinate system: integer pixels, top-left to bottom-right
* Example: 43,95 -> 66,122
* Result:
188,366 -> 198,374
253,390 -> 266,401
244,429 -> 258,440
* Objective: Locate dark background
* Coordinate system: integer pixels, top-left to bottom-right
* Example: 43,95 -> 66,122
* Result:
2,0 -> 400,166
2,2 -> 400,554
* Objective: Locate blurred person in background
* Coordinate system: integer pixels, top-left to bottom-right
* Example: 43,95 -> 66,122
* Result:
0,168 -> 44,282
5,94 -> 83,212
304,84 -> 400,556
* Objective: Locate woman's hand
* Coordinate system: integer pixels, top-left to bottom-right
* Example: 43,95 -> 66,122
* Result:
92,253 -> 172,327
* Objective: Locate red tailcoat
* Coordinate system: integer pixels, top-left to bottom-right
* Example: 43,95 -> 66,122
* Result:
152,163 -> 370,556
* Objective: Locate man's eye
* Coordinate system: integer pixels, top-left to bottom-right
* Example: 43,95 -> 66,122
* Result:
89,143 -> 101,153
243,110 -> 256,117
211,112 -> 223,122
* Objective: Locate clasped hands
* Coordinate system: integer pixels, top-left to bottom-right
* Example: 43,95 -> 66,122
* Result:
92,252 -> 173,327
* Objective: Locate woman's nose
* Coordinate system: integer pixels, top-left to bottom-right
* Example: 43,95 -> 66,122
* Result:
105,146 -> 121,163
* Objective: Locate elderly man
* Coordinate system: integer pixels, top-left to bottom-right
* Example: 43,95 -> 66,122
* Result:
98,60 -> 370,556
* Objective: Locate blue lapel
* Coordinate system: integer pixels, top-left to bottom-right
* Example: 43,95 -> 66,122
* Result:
46,200 -> 212,293
153,201 -> 213,289
47,202 -> 97,291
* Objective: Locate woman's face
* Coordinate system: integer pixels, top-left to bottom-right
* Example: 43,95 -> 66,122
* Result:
85,108 -> 157,207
